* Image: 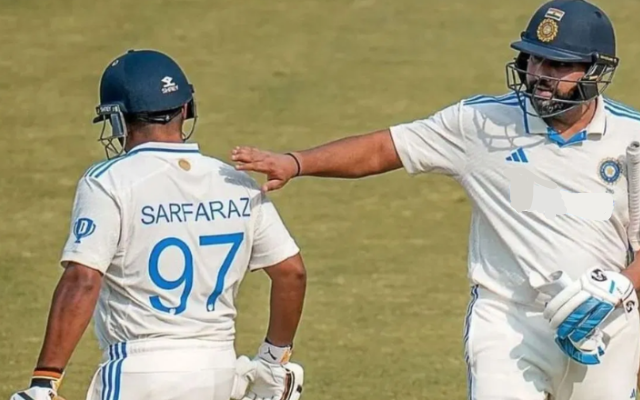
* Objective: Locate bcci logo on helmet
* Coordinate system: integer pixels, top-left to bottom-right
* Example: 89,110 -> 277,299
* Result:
537,18 -> 559,43
73,217 -> 96,243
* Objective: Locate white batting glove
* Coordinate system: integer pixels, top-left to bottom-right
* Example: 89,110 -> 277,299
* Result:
10,369 -> 66,400
231,342 -> 304,400
543,268 -> 637,364
9,387 -> 65,400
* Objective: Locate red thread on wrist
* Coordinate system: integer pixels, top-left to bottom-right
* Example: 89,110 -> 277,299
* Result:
33,368 -> 63,380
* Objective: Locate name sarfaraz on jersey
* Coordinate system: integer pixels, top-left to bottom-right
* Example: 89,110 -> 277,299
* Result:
140,198 -> 251,225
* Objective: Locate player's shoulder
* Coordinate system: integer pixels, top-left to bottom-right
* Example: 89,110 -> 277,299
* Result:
438,91 -> 523,122
200,154 -> 262,192
602,97 -> 640,126
82,155 -> 127,180
71,157 -> 126,197
78,152 -> 155,195
81,153 -> 141,182
451,91 -> 523,127
461,91 -> 521,110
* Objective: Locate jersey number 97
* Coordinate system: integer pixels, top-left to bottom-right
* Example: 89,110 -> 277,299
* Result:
147,233 -> 244,315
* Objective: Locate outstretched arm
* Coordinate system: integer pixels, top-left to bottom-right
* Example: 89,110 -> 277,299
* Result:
232,101 -> 467,192
231,129 -> 403,191
285,129 -> 402,178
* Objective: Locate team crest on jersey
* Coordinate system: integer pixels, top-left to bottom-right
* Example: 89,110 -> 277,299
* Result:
178,159 -> 191,171
599,158 -> 622,184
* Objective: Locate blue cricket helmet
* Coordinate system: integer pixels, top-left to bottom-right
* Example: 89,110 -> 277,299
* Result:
505,0 -> 619,118
94,49 -> 197,158
511,0 -> 616,63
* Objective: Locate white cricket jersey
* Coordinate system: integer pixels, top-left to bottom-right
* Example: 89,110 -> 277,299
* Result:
390,93 -> 640,304
60,142 -> 300,349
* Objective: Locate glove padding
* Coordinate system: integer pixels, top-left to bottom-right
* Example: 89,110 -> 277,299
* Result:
554,329 -> 606,365
543,268 -> 637,364
11,370 -> 66,400
10,387 -> 66,400
231,356 -> 304,400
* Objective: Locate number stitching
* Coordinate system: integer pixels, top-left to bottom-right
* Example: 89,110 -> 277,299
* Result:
148,237 -> 193,315
200,233 -> 245,311
147,233 -> 245,315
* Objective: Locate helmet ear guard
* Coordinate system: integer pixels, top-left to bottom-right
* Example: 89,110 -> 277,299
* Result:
95,103 -> 128,159
181,84 -> 198,141
577,53 -> 619,102
185,84 -> 196,120
515,52 -> 529,85
504,52 -> 530,97
181,97 -> 197,142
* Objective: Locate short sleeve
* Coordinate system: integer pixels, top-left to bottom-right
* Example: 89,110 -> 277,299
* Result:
389,101 -> 466,176
249,192 -> 300,271
60,177 -> 121,273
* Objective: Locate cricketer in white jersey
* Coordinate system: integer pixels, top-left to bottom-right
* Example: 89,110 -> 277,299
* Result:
231,1 -> 640,399
74,142 -> 302,400
67,143 -> 299,349
10,49 -> 307,400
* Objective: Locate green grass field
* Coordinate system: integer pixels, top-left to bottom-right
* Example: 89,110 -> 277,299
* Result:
3,0 -> 640,399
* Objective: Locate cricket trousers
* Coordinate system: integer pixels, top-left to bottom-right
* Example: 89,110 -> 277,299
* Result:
464,285 -> 640,400
84,339 -> 236,400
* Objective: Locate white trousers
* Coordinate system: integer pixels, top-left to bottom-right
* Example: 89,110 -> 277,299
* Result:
85,339 -> 236,400
464,285 -> 640,400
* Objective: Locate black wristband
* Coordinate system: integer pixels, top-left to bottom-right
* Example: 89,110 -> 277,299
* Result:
265,336 -> 294,349
285,152 -> 301,177
31,378 -> 57,389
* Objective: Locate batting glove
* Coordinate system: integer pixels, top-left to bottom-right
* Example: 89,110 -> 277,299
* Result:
543,267 -> 637,364
554,329 -> 606,365
231,341 -> 304,400
10,368 -> 66,400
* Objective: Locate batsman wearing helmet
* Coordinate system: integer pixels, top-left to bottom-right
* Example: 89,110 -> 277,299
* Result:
232,1 -> 640,399
9,49 -> 307,400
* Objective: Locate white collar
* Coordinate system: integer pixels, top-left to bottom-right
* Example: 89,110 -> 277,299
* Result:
127,141 -> 200,155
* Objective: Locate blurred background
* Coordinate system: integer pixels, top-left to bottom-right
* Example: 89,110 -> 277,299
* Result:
2,0 -> 640,399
